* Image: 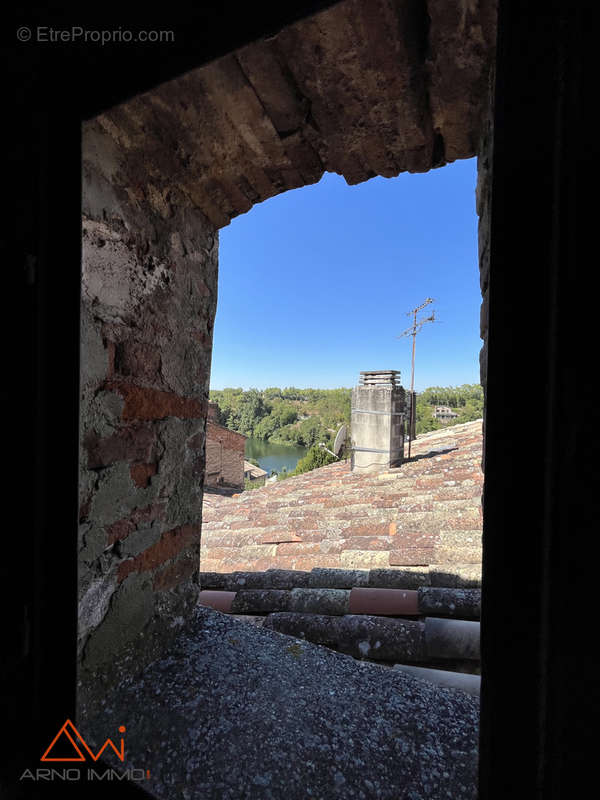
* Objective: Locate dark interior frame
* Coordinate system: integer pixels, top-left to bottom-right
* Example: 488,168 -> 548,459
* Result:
4,1 -> 588,797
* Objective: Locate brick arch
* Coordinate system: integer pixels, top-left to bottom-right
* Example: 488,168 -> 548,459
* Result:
78,0 -> 496,691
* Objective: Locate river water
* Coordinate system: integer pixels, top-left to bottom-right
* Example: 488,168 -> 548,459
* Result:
245,438 -> 308,476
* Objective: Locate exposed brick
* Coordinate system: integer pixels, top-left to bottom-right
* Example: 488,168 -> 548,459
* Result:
106,340 -> 116,379
118,523 -> 200,581
153,553 -> 198,591
85,425 -> 157,468
105,380 -> 206,421
106,503 -> 167,545
130,462 -> 158,487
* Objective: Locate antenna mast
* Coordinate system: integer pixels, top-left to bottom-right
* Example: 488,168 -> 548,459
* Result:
397,297 -> 436,459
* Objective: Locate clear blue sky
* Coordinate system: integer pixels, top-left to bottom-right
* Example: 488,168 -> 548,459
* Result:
210,157 -> 481,392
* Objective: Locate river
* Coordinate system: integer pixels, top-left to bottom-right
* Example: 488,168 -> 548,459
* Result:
245,438 -> 308,476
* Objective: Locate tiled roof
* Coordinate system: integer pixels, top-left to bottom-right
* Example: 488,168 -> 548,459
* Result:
206,419 -> 247,441
244,460 -> 268,479
201,420 -> 483,581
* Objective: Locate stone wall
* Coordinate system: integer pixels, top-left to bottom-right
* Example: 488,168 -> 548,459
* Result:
205,422 -> 246,488
78,119 -> 219,700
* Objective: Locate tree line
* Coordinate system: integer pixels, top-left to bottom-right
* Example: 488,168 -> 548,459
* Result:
209,383 -> 483,449
414,384 -> 483,435
209,387 -> 351,449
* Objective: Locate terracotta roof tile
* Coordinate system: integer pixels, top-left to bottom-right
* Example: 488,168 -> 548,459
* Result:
201,420 -> 483,580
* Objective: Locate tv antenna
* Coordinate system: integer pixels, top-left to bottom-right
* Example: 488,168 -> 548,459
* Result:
397,298 -> 438,459
318,424 -> 348,460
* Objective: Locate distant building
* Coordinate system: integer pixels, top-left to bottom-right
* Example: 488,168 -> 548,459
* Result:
244,460 -> 268,486
433,405 -> 459,423
205,402 -> 246,489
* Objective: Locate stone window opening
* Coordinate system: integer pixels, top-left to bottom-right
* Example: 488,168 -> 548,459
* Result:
77,1 -> 500,796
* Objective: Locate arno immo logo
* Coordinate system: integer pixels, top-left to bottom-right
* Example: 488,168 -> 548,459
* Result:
40,719 -> 126,762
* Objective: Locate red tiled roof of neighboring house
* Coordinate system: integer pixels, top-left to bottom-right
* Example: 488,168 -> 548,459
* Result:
200,420 -> 483,580
244,461 -> 268,479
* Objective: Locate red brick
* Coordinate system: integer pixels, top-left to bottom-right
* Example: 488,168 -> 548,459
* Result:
85,425 -> 157,468
117,523 -> 199,582
153,553 -> 198,591
106,341 -> 116,379
105,380 -> 206,421
130,462 -> 158,488
106,502 -> 167,545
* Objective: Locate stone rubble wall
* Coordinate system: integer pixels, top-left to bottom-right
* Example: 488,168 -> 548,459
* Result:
78,120 -> 219,695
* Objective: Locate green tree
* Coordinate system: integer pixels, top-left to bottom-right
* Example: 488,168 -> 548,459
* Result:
292,445 -> 337,475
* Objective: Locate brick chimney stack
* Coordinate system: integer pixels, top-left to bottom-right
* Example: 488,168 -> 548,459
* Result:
351,371 -> 405,473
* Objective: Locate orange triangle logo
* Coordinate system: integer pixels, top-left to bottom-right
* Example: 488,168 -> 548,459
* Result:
41,720 -> 88,762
